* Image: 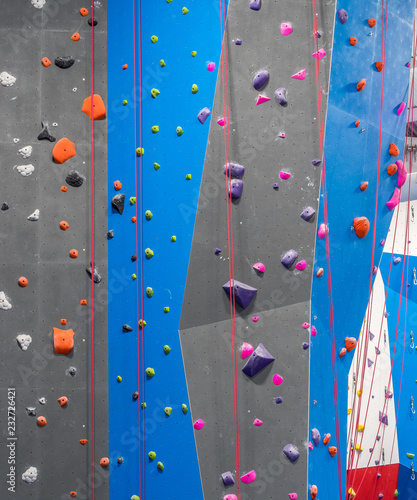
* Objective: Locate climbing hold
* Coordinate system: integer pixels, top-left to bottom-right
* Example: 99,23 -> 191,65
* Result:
312,49 -> 326,60
111,194 -> 125,215
163,345 -> 171,354
53,138 -> 76,164
1,203 -> 9,211
41,56 -> 52,68
71,32 -> 80,41
256,94 -> 271,105
282,443 -> 300,463
145,248 -> 154,259
389,142 -> 399,156
136,147 -> 144,156
191,84 -> 199,94
228,179 -> 243,199
132,274 -> 137,280
22,467 -> 38,483
182,7 -> 189,14
253,262 -> 265,272
394,490 -> 398,497
386,188 -> 400,211
55,56 -> 75,69
353,217 -> 370,238
224,162 -> 245,178
357,79 -> 366,91
38,121 -> 56,142
357,424 -> 364,432
300,207 -> 315,221
86,263 -> 102,283
235,39 -> 242,45
57,396 -> 68,407
145,210 -> 153,220
164,307 -> 170,313
66,171 -> 85,188
347,488 -> 356,498
193,419 -> 205,430
376,61 -> 384,72
147,451 -> 157,461
360,181 -> 368,191
281,249 -> 298,269
19,145 -> 32,159
69,249 -> 78,259
397,160 -> 407,187
339,348 -> 347,357
82,94 -> 106,120
280,171 -> 291,180
186,174 -> 192,180
198,107 -> 211,124
273,374 -> 284,385
146,367 -> 155,378
249,0 -> 261,10
387,163 -> 397,176
253,70 -> 270,90
345,337 -> 357,352
182,404 -> 188,413
407,453 -> 415,459
368,18 -> 377,28
223,279 -> 257,309
80,7 -> 89,16
312,158 -> 321,165
316,268 -> 324,277
53,328 -> 75,354
0,71 -> 16,86
355,120 -> 360,127
100,458 -> 109,468
207,62 -> 215,71
217,117 -> 227,126
318,223 -> 328,239
17,334 -> 32,351
150,35 -> 158,43
0,292 -> 12,310
37,416 -> 47,426
215,248 -> 222,255
323,433 -> 331,445
397,102 -> 406,115
191,51 -> 197,56
302,322 -> 310,329
129,197 -> 137,206
291,69 -> 307,80
242,342 -> 254,359
350,37 -> 357,46
139,319 -> 146,328
379,411 -> 388,425
18,276 -> 28,287
152,125 -> 159,133
337,8 -> 348,24
177,127 -> 183,136
80,299 -> 87,306
240,470 -> 256,483
122,64 -> 128,70
157,462 -> 164,471
116,375 -> 122,383
242,343 -> 274,377
275,397 -> 283,404
171,235 -> 176,242
222,471 -> 235,485
164,407 -> 172,416
160,60 -> 166,67
329,446 -> 337,457
114,180 -> 122,191
281,23 -> 293,35
252,316 -> 259,322
311,428 -> 321,447
295,261 -> 307,271
88,17 -> 98,26
146,287 -> 154,297
151,88 -> 160,98
288,494 -> 298,500
16,164 -> 35,177
122,324 -> 133,332
117,457 -> 124,464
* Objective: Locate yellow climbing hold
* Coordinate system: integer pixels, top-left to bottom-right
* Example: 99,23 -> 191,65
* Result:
355,444 -> 363,452
347,408 -> 352,415
182,7 -> 189,14
357,389 -> 363,397
151,35 -> 158,43
348,488 -> 356,498
357,424 -> 364,432
136,147 -> 144,157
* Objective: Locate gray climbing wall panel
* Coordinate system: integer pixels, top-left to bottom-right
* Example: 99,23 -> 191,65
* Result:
0,2 -> 108,499
179,0 -> 336,498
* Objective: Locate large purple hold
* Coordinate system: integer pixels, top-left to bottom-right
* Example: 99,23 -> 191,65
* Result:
197,107 -> 211,124
311,428 -> 321,447
337,8 -> 348,24
249,0 -> 261,11
242,343 -> 275,377
300,206 -> 315,221
282,444 -> 300,463
228,179 -> 243,200
223,279 -> 257,309
281,249 -> 298,269
253,70 -> 269,90
275,87 -> 287,106
221,471 -> 235,486
224,162 -> 245,179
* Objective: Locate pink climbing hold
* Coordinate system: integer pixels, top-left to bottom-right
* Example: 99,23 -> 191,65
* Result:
252,316 -> 259,322
386,187 -> 400,211
295,260 -> 307,271
224,496 -> 238,500
302,322 -> 310,329
373,266 -> 378,275
318,223 -> 328,239
253,418 -> 263,426
288,494 -> 298,500
397,160 -> 407,188
278,132 -> 286,138
308,441 -> 314,450
312,49 -> 326,60
380,239 -> 385,246
291,68 -> 306,80
207,62 -> 215,71
407,62 -> 411,67
397,102 -> 406,115
253,262 -> 265,272
311,326 -> 317,337
281,22 -> 293,35
280,171 -> 291,180
256,94 -> 271,105
242,342 -> 254,359
240,470 -> 256,484
217,117 -> 227,126
193,419 -> 205,430
273,374 -> 283,386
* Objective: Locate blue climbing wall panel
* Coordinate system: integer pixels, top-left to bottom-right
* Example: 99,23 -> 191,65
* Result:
309,0 -> 415,497
107,1 -> 228,498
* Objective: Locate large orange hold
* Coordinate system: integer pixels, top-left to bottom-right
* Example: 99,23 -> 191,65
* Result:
389,142 -> 399,156
329,446 -> 337,457
357,79 -> 366,92
53,138 -> 76,164
345,337 -> 357,352
376,61 -> 384,72
82,94 -> 106,120
353,216 -> 370,238
53,327 -> 75,354
311,485 -> 318,499
368,18 -> 376,28
387,164 -> 398,176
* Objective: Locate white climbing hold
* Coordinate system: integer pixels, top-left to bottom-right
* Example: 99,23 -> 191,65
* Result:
22,467 -> 38,483
0,292 -> 12,310
13,138 -> 20,144
27,209 -> 40,221
19,146 -> 33,159
0,71 -> 16,87
31,0 -> 46,8
16,334 -> 32,351
291,69 -> 306,80
39,397 -> 46,405
16,164 -> 35,176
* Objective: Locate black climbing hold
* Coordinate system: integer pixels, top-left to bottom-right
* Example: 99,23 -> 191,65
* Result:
132,392 -> 139,400
88,17 -> 98,26
111,194 -> 125,215
122,324 -> 133,332
117,457 -> 124,464
1,202 -> 9,211
68,366 -> 77,376
107,230 -> 114,239
86,262 -> 102,283
242,343 -> 275,377
300,206 -> 316,221
55,56 -> 75,69
66,170 -> 86,188
131,255 -> 137,262
37,120 -> 56,142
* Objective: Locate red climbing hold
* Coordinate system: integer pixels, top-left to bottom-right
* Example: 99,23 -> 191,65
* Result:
360,182 -> 368,191
69,249 -> 78,259
345,337 -> 357,352
70,493 -> 77,498
53,327 -> 75,354
353,217 -> 370,238
387,164 -> 397,176
357,79 -> 366,92
58,396 -> 68,407
79,439 -> 88,445
60,319 -> 67,325
350,37 -> 357,46
376,61 -> 384,72
82,94 -> 106,120
329,446 -> 337,457
389,142 -> 399,156
122,64 -> 128,70
53,138 -> 76,164
368,18 -> 377,28
80,299 -> 87,305
114,180 -> 122,190
61,186 -> 68,192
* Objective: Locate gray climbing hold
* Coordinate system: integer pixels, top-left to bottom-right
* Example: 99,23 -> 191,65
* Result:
228,179 -> 244,200
68,366 -> 77,376
311,428 -> 321,447
221,471 -> 235,486
132,392 -> 139,400
337,8 -> 348,24
107,230 -> 114,239
275,87 -> 287,106
311,158 -> 321,165
300,207 -> 315,221
26,407 -> 36,416
249,0 -> 261,11
253,70 -> 269,90
1,203 -> 9,211
16,334 -> 32,350
37,120 -> 56,142
66,170 -> 85,187
117,457 -> 124,464
224,162 -> 245,179
197,107 -> 211,124
86,262 -> 102,283
282,443 -> 300,463
223,280 -> 257,309
55,56 -> 75,69
242,343 -> 275,377
281,249 -> 299,268
88,17 -> 98,26
111,194 -> 125,215
123,324 -> 133,332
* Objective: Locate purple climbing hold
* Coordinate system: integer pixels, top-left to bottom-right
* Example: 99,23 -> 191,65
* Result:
275,396 -> 283,404
376,435 -> 381,441
235,39 -> 242,45
197,107 -> 211,124
300,206 -> 315,221
253,70 -> 269,90
273,183 -> 279,190
249,0 -> 261,11
369,331 -> 375,341
303,342 -> 310,350
281,249 -> 299,269
221,471 -> 235,486
228,179 -> 244,200
377,474 -> 381,479
223,279 -> 257,309
337,8 -> 348,24
224,162 -> 245,179
375,460 -> 380,466
275,87 -> 287,106
215,248 -> 222,255
379,412 -> 388,425
375,346 -> 381,355
242,343 -> 275,377
367,358 -> 374,367
378,494 -> 383,499
312,158 -> 321,165
394,257 -> 401,265
282,444 -> 300,463
311,428 -> 321,447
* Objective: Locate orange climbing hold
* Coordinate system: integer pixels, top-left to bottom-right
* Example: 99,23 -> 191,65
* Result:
80,299 -> 87,305
79,439 -> 88,445
360,181 -> 368,191
53,327 -> 75,354
69,249 -> 78,259
100,457 -> 110,468
71,32 -> 80,42
357,79 -> 366,92
131,216 -> 137,223
355,120 -> 360,127
353,216 -> 370,238
42,57 -> 51,67
60,221 -> 69,230
345,337 -> 357,352
61,186 -> 68,192
368,18 -> 376,28
316,268 -> 324,277
18,277 -> 28,287
82,94 -> 106,120
60,319 -> 67,325
387,163 -> 398,176
37,416 -> 47,426
349,37 -> 357,46
58,396 -> 68,407
310,485 -> 318,499
389,142 -> 399,156
323,433 -> 331,445
70,493 -> 77,498
376,61 -> 384,72
114,180 -> 122,191
329,446 -> 337,457
339,347 -> 347,357
53,138 -> 76,164
80,7 -> 89,16
122,64 -> 128,70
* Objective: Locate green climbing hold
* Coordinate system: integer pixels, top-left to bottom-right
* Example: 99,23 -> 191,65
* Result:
154,162 -> 160,171
164,306 -> 170,313
191,51 -> 197,57
146,287 -> 154,298
131,496 -> 140,500
394,489 -> 398,497
139,319 -> 146,328
182,404 -> 188,414
148,451 -> 156,461
166,0 -> 172,3
152,125 -> 159,134
182,7 -> 189,14
145,210 -> 153,220
146,367 -> 155,378
407,453 -> 415,459
123,100 -> 128,106
164,345 -> 171,354
136,147 -> 144,157
160,60 -> 166,67
130,197 -> 136,205
145,248 -> 154,259
191,84 -> 199,94
164,407 -> 172,416
132,274 -> 137,280
186,174 -> 192,180
151,88 -> 160,98
141,402 -> 147,409
157,461 -> 164,471
176,126 -> 183,136
171,235 -> 176,242
151,35 -> 158,43
117,375 -> 122,382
